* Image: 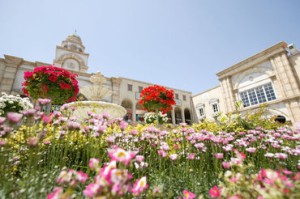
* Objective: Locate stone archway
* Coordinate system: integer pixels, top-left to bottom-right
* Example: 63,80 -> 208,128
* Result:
175,107 -> 182,124
121,99 -> 133,121
184,108 -> 191,124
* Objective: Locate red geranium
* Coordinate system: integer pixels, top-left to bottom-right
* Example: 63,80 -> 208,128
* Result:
138,85 -> 175,113
22,65 -> 79,105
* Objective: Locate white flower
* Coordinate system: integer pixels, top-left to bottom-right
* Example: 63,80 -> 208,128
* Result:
0,93 -> 33,116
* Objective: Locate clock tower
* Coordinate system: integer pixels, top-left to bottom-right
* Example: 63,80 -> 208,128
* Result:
53,34 -> 89,73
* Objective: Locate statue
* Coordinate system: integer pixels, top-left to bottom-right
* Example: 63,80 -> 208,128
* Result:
80,72 -> 112,101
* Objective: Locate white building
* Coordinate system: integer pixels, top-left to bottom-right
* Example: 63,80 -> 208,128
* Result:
193,42 -> 300,125
0,34 -> 196,124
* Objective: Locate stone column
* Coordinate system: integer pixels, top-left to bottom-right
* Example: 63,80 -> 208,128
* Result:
0,55 -> 23,94
220,77 -> 235,113
181,108 -> 185,123
111,77 -> 121,104
171,108 -> 175,125
271,53 -> 300,98
132,105 -> 136,122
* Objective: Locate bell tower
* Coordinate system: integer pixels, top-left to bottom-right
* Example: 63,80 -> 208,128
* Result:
53,34 -> 89,72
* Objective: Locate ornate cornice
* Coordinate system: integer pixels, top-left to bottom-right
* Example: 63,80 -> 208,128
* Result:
217,42 -> 287,79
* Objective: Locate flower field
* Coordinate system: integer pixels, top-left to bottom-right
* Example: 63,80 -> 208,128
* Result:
0,103 -> 299,198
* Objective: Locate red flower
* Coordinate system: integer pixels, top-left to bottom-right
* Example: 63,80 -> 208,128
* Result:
138,85 -> 175,113
22,65 -> 79,104
48,75 -> 58,82
209,186 -> 221,198
24,71 -> 33,79
59,81 -> 71,90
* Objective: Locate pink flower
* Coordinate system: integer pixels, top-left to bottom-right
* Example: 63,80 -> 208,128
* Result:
47,187 -> 63,199
96,125 -> 106,133
0,117 -> 6,125
188,153 -> 195,160
183,189 -> 196,199
110,169 -> 132,184
135,155 -> 145,162
83,183 -> 101,198
0,140 -> 7,146
131,177 -> 148,196
214,153 -> 224,159
7,112 -> 23,124
246,147 -> 256,153
158,150 -> 167,158
102,113 -> 110,119
108,148 -> 137,165
89,158 -> 100,170
275,153 -> 288,160
67,121 -> 81,130
169,154 -> 178,160
76,171 -> 88,183
119,121 -> 128,131
209,186 -> 221,198
42,115 -> 52,124
222,161 -> 231,169
38,98 -> 51,105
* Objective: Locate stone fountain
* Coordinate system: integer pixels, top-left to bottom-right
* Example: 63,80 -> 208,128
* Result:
65,72 -> 126,121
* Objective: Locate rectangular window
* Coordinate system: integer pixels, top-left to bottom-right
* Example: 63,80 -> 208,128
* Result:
183,95 -> 186,101
212,103 -> 219,113
175,93 -> 179,99
128,84 -> 133,91
239,83 -> 276,107
199,107 -> 204,116
138,86 -> 143,93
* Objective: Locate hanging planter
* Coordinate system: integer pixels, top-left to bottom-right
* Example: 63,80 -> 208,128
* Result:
22,65 -> 79,106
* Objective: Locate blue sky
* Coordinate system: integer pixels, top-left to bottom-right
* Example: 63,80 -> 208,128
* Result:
1,0 -> 299,95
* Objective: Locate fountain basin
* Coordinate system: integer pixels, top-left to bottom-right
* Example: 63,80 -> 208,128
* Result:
65,101 -> 127,121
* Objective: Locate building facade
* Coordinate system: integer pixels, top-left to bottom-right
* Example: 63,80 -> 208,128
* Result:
0,35 -> 196,125
193,42 -> 300,125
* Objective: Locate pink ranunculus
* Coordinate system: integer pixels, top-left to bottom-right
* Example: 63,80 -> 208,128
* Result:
157,150 -> 167,158
0,117 -> 6,125
209,186 -> 221,198
183,189 -> 196,199
131,177 -> 148,196
187,153 -> 195,160
38,98 -> 51,105
83,183 -> 101,198
7,112 -> 23,124
169,154 -> 178,160
47,187 -> 63,199
135,155 -> 145,162
214,153 -> 224,159
89,158 -> 100,170
246,147 -> 256,153
108,148 -> 137,165
76,171 -> 88,183
222,161 -> 231,169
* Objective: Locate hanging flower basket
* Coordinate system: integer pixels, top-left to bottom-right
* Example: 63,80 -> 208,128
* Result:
22,65 -> 79,105
138,84 -> 175,113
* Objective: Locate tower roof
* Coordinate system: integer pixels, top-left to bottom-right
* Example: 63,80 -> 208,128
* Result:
61,34 -> 85,52
65,34 -> 83,45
